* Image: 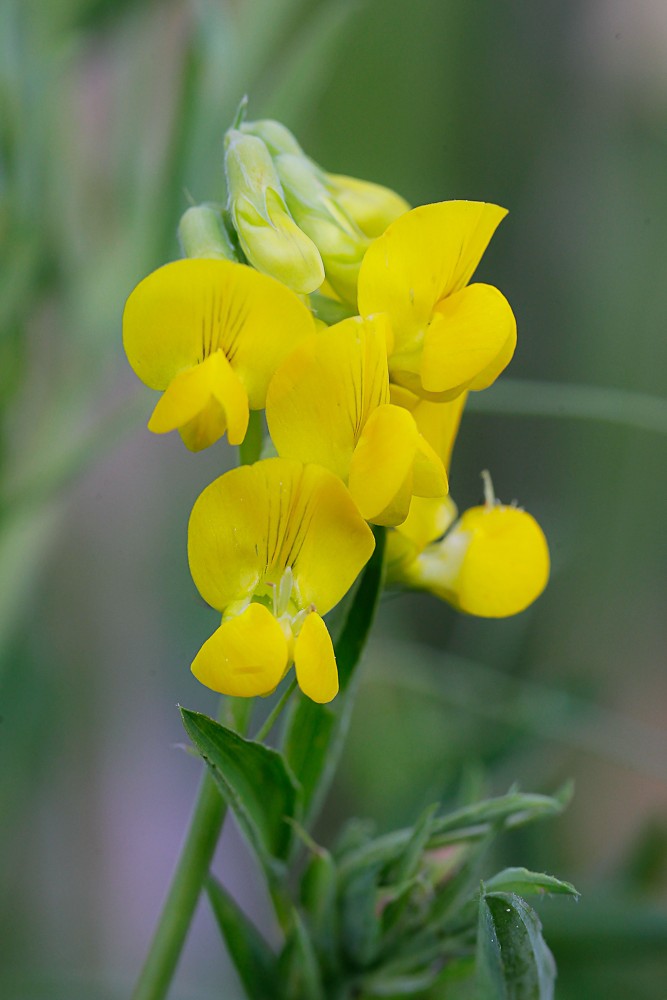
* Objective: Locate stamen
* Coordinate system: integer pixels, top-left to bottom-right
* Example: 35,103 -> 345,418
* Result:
481,469 -> 496,508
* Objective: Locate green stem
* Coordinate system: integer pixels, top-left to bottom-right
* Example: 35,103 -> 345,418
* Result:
132,699 -> 251,1000
238,409 -> 265,465
254,677 -> 298,742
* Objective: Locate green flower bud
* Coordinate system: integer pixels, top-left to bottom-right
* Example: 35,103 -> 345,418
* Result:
240,118 -> 304,157
274,152 -> 370,306
224,129 -> 324,294
178,204 -> 237,261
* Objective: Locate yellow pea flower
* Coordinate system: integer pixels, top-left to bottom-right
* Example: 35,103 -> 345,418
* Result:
387,474 -> 549,618
187,458 -> 375,703
266,316 -> 448,526
122,258 -> 316,451
357,201 -> 517,401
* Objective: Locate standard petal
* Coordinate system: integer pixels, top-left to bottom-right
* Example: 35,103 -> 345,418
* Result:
348,403 -> 418,522
191,603 -> 289,697
284,462 -> 376,614
294,612 -> 339,703
358,201 -> 507,355
188,463 -> 271,611
445,505 -> 550,618
266,316 -> 390,481
189,458 -> 375,617
420,284 -> 516,395
123,259 -> 316,406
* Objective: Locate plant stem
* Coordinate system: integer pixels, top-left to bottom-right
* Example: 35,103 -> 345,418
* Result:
132,699 -> 250,1000
254,677 -> 298,742
132,770 -> 226,1000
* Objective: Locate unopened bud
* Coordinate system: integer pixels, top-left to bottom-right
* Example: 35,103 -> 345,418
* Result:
224,129 -> 324,294
241,118 -> 304,157
275,153 -> 369,306
178,204 -> 236,260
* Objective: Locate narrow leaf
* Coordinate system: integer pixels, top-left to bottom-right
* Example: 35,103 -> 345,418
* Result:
476,891 -> 557,1000
206,875 -> 278,1000
180,708 -> 300,867
484,868 -> 579,899
279,910 -> 325,1000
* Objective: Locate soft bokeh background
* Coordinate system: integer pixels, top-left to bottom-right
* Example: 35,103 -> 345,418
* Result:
2,1 -> 666,997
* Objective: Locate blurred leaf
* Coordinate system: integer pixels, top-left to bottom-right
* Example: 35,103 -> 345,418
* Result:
180,708 -> 300,867
300,848 -> 338,966
476,891 -> 556,1000
484,868 -> 579,900
206,875 -> 278,1000
339,787 -> 571,881
340,862 -> 383,968
279,909 -> 325,1000
283,526 -> 386,821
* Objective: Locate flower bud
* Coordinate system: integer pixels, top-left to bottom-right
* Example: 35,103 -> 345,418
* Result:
178,204 -> 237,261
274,152 -> 369,306
224,129 -> 324,294
240,117 -> 304,157
326,173 -> 411,238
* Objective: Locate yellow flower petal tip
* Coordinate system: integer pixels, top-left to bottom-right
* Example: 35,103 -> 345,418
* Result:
191,603 -> 289,697
188,458 -> 374,702
123,258 -> 316,449
294,612 -> 339,704
357,201 -> 514,400
451,505 -> 550,618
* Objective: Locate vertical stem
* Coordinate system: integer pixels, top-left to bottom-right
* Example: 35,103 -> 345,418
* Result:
132,699 -> 251,1000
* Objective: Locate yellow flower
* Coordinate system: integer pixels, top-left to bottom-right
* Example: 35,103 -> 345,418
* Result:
188,458 -> 375,703
123,258 -> 316,451
357,201 -> 517,401
387,476 -> 549,618
266,316 -> 448,526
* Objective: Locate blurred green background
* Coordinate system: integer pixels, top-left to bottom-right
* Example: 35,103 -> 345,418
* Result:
1,0 -> 666,997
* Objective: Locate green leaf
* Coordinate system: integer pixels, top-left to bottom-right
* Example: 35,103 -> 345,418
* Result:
283,527 -> 386,821
484,868 -> 579,900
476,891 -> 556,1000
340,862 -> 383,968
279,910 -> 325,1000
206,875 -> 279,1000
180,708 -> 300,868
430,786 -> 573,845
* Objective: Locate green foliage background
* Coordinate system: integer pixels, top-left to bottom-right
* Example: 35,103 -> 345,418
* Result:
1,1 -> 666,997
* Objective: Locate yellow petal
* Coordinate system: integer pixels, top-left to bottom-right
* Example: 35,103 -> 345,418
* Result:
397,495 -> 459,551
390,384 -> 467,472
191,603 -> 289,697
411,435 -> 448,498
266,316 -> 390,482
188,458 -> 375,616
358,201 -> 507,356
446,505 -> 549,618
327,173 -> 411,239
148,350 -> 249,450
123,259 -> 316,407
420,284 -> 516,395
294,612 -> 338,703
348,403 -> 418,523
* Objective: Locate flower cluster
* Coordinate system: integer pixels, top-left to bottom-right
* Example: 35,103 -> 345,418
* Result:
123,112 -> 549,703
